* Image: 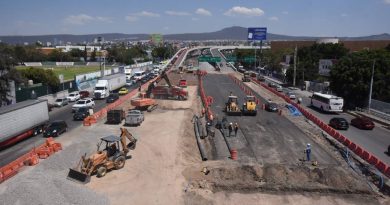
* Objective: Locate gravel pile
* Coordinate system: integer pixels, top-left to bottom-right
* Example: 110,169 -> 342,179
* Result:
0,141 -> 109,205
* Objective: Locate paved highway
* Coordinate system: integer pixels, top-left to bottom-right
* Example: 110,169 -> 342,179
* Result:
261,76 -> 390,165
203,74 -> 338,165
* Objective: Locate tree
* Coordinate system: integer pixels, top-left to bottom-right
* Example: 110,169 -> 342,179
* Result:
285,43 -> 349,84
90,48 -> 97,62
69,48 -> 83,61
0,44 -> 24,106
20,67 -> 60,88
329,49 -> 390,109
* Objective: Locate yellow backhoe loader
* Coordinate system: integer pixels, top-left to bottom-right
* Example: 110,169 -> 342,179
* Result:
67,128 -> 137,184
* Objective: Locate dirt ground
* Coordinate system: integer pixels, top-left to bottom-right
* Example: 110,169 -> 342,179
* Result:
86,86 -> 202,205
50,71 -> 389,204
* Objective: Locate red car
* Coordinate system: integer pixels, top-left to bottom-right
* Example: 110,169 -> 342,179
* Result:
351,117 -> 375,130
79,90 -> 90,99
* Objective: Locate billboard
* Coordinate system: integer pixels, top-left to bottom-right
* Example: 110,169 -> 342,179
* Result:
247,27 -> 267,41
150,34 -> 163,45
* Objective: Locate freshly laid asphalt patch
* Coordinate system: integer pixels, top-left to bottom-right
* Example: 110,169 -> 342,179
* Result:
203,74 -> 338,165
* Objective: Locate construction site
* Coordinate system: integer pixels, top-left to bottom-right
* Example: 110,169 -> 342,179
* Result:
1,51 -> 390,205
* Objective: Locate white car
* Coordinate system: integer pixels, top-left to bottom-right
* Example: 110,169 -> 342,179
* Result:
287,92 -> 296,100
67,92 -> 80,102
72,98 -> 95,112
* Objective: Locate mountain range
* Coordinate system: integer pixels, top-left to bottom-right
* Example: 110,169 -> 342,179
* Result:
1,26 -> 389,45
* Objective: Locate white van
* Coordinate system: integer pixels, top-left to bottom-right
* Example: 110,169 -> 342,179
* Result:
133,71 -> 146,82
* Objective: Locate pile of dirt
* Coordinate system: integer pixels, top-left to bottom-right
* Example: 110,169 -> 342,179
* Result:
184,163 -> 372,195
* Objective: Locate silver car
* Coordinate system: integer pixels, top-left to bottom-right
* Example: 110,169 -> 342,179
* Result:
54,98 -> 69,107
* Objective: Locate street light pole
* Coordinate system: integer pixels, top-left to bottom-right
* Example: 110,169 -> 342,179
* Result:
368,59 -> 376,113
293,45 -> 297,87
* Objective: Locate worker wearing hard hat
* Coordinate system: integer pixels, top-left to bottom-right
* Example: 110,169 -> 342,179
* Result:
305,143 -> 311,162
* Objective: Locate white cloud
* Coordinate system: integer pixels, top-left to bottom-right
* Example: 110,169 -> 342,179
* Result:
64,14 -> 94,25
384,0 -> 390,4
125,11 -> 160,22
268,16 -> 279,21
165,11 -> 191,16
136,11 -> 160,17
341,13 -> 348,17
63,14 -> 113,25
224,6 -> 265,17
195,8 -> 212,16
282,11 -> 289,15
125,16 -> 138,22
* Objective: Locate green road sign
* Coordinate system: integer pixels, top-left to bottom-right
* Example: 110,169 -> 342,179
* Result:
226,56 -> 237,62
243,57 -> 256,63
198,56 -> 221,62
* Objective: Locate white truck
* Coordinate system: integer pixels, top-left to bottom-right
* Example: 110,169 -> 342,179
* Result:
94,73 -> 126,99
0,99 -> 49,149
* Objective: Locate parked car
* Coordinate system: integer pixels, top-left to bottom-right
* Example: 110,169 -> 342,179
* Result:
106,93 -> 119,103
268,82 -> 277,88
118,87 -> 129,95
54,98 -> 69,107
66,91 -> 80,102
72,98 -> 95,112
126,79 -> 133,86
329,117 -> 349,130
73,107 -> 91,121
43,120 -> 68,137
265,102 -> 279,112
351,117 -> 375,130
79,90 -> 90,99
125,109 -> 145,126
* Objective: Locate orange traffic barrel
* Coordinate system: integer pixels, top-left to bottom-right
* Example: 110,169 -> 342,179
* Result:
230,149 -> 238,160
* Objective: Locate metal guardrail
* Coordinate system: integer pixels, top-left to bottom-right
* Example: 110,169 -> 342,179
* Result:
355,107 -> 390,122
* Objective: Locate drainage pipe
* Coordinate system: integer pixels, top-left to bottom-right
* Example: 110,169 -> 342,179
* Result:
193,116 -> 208,161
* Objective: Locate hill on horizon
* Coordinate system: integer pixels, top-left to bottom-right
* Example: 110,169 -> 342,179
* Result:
1,26 -> 389,44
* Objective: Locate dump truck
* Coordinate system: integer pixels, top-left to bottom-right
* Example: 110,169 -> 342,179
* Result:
0,99 -> 49,149
225,95 -> 241,116
67,128 -> 137,183
242,96 -> 257,116
94,73 -> 126,99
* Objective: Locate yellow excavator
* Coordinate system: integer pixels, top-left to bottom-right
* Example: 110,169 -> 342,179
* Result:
67,128 -> 137,184
242,95 -> 257,116
225,95 -> 242,116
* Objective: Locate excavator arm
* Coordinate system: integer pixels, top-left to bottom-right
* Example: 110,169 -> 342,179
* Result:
145,70 -> 171,98
120,127 -> 137,154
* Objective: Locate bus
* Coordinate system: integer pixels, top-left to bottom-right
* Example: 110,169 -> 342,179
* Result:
310,92 -> 344,112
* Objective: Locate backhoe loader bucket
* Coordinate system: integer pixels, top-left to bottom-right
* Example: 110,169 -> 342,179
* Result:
67,168 -> 91,184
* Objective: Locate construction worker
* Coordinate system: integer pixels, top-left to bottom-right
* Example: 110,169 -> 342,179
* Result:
228,122 -> 233,137
234,122 -> 239,137
305,143 -> 311,162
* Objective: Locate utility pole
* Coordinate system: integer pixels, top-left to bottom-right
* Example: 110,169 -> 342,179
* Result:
293,45 -> 297,87
368,59 -> 376,113
254,41 -> 257,69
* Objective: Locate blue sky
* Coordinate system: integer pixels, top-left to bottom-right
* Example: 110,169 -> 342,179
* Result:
0,0 -> 389,37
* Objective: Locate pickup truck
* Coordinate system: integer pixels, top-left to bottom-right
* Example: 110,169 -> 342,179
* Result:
125,110 -> 144,126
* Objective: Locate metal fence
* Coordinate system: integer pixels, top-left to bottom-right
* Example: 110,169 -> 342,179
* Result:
16,81 -> 77,102
355,99 -> 390,122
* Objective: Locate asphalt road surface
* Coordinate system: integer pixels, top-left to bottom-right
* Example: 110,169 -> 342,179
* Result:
262,75 -> 390,165
203,74 -> 338,165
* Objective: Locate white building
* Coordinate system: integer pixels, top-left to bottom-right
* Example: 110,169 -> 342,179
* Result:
55,45 -> 102,52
